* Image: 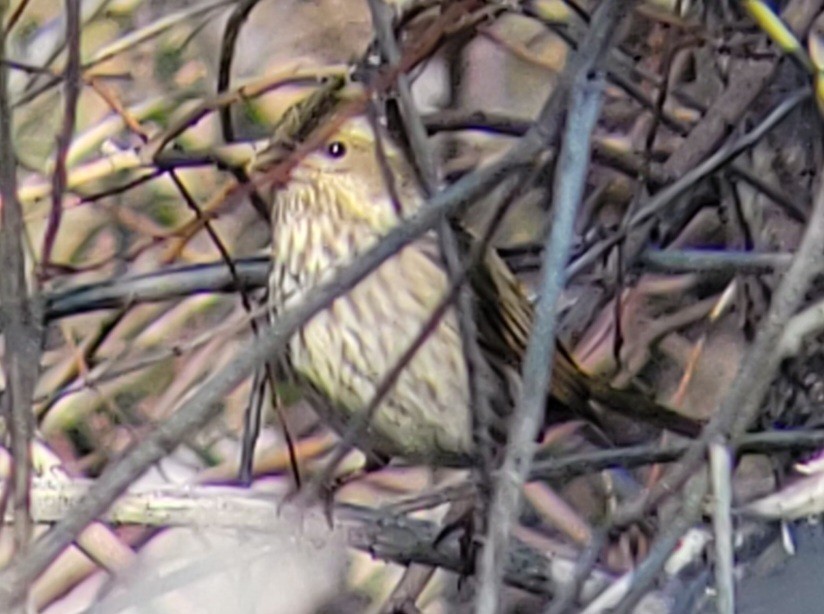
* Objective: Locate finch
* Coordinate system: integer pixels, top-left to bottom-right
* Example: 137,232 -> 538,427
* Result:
268,115 -> 700,466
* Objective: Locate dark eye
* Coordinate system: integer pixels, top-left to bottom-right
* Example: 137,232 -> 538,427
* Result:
326,141 -> 347,158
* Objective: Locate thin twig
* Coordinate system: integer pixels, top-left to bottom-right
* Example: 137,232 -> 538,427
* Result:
476,2 -> 630,610
40,0 -> 81,272
709,441 -> 735,614
0,1 -> 42,575
640,249 -> 793,276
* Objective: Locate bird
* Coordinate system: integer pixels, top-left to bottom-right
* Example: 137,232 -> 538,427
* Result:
268,114 -> 702,468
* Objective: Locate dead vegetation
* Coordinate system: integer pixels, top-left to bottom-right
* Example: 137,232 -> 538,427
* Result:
2,0 -> 824,612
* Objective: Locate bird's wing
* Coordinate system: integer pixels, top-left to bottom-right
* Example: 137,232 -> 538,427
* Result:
462,226 -> 705,438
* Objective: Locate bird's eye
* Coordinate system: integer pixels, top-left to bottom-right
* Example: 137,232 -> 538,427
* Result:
326,141 -> 347,159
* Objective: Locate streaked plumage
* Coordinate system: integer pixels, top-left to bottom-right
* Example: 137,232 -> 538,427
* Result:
269,117 -> 700,466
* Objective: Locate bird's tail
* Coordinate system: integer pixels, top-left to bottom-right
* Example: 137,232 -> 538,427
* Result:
582,377 -> 705,438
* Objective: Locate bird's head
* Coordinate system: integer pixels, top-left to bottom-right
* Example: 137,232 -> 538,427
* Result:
275,117 -> 424,235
